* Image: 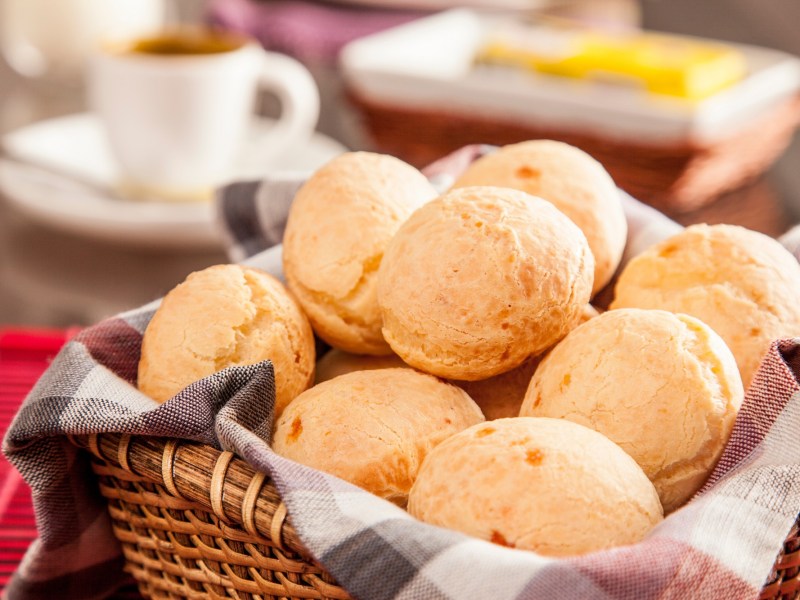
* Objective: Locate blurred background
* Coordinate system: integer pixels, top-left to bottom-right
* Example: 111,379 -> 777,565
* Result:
2,0 -> 800,328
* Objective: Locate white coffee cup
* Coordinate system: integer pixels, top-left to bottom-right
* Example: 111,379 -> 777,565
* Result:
89,29 -> 320,201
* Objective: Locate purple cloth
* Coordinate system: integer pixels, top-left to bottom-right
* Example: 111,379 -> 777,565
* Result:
207,0 -> 428,63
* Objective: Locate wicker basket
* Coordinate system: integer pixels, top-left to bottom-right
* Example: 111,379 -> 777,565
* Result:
69,432 -> 799,600
347,92 -> 800,215
70,433 -> 350,600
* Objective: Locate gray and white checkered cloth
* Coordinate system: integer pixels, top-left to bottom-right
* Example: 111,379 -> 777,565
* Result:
4,146 -> 800,600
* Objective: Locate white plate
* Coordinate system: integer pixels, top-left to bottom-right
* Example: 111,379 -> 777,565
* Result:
341,9 -> 800,144
0,113 -> 347,249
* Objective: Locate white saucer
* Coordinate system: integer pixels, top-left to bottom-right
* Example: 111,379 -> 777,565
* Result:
0,113 -> 347,249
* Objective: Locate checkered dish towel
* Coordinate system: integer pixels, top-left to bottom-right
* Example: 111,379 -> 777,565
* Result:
5,146 -> 800,600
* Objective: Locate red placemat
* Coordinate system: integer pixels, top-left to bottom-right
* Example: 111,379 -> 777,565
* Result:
0,328 -> 74,592
0,328 -> 142,598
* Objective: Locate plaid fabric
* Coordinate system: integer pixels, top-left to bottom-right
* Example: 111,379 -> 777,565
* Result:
4,146 -> 800,600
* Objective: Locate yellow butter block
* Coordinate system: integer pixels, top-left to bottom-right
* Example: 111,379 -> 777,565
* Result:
480,25 -> 747,100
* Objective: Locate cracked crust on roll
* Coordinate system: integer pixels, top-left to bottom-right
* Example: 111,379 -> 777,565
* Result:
452,140 -> 626,296
272,368 -> 484,506
408,417 -> 662,556
377,186 -> 594,381
138,264 -> 315,416
282,152 -> 438,355
520,308 -> 744,513
611,224 -> 800,387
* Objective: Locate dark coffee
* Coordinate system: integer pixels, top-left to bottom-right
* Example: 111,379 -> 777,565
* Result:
128,30 -> 246,56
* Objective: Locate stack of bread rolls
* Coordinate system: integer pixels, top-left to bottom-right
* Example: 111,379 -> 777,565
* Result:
138,142 -> 800,557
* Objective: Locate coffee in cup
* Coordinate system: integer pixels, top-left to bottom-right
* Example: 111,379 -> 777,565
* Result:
90,28 -> 320,202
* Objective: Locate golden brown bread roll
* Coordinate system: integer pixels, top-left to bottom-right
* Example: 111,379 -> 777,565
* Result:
377,186 -> 594,381
611,224 -> 800,386
452,357 -> 540,421
408,417 -> 663,556
273,368 -> 484,505
315,349 -> 407,384
452,140 -> 626,295
138,264 -> 315,417
283,152 -> 438,355
520,308 -> 744,512
452,304 -> 598,420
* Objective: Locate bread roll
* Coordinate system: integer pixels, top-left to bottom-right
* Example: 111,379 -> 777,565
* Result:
453,357 -> 539,420
273,368 -> 484,505
408,417 -> 663,556
283,152 -> 438,355
611,224 -> 800,386
452,140 -> 626,295
138,265 -> 315,417
378,186 -> 594,380
315,349 -> 407,384
453,304 -> 599,420
521,308 -> 744,512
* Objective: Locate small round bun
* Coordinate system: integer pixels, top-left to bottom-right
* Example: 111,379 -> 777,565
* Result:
138,265 -> 315,416
273,368 -> 484,505
377,186 -> 594,380
283,152 -> 438,355
453,304 -> 599,420
315,349 -> 407,384
452,140 -> 626,295
453,357 -> 539,420
408,418 -> 662,556
521,308 -> 743,512
611,224 -> 800,386
579,303 -> 601,322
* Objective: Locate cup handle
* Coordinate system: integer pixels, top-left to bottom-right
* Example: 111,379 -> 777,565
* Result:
254,51 -> 321,162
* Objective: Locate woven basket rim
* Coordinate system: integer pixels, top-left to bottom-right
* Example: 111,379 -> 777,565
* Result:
70,432 -> 310,558
69,432 -> 800,599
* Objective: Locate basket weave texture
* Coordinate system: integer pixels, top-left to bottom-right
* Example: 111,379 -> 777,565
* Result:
71,433 -> 351,600
70,432 -> 799,600
347,92 -> 800,214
